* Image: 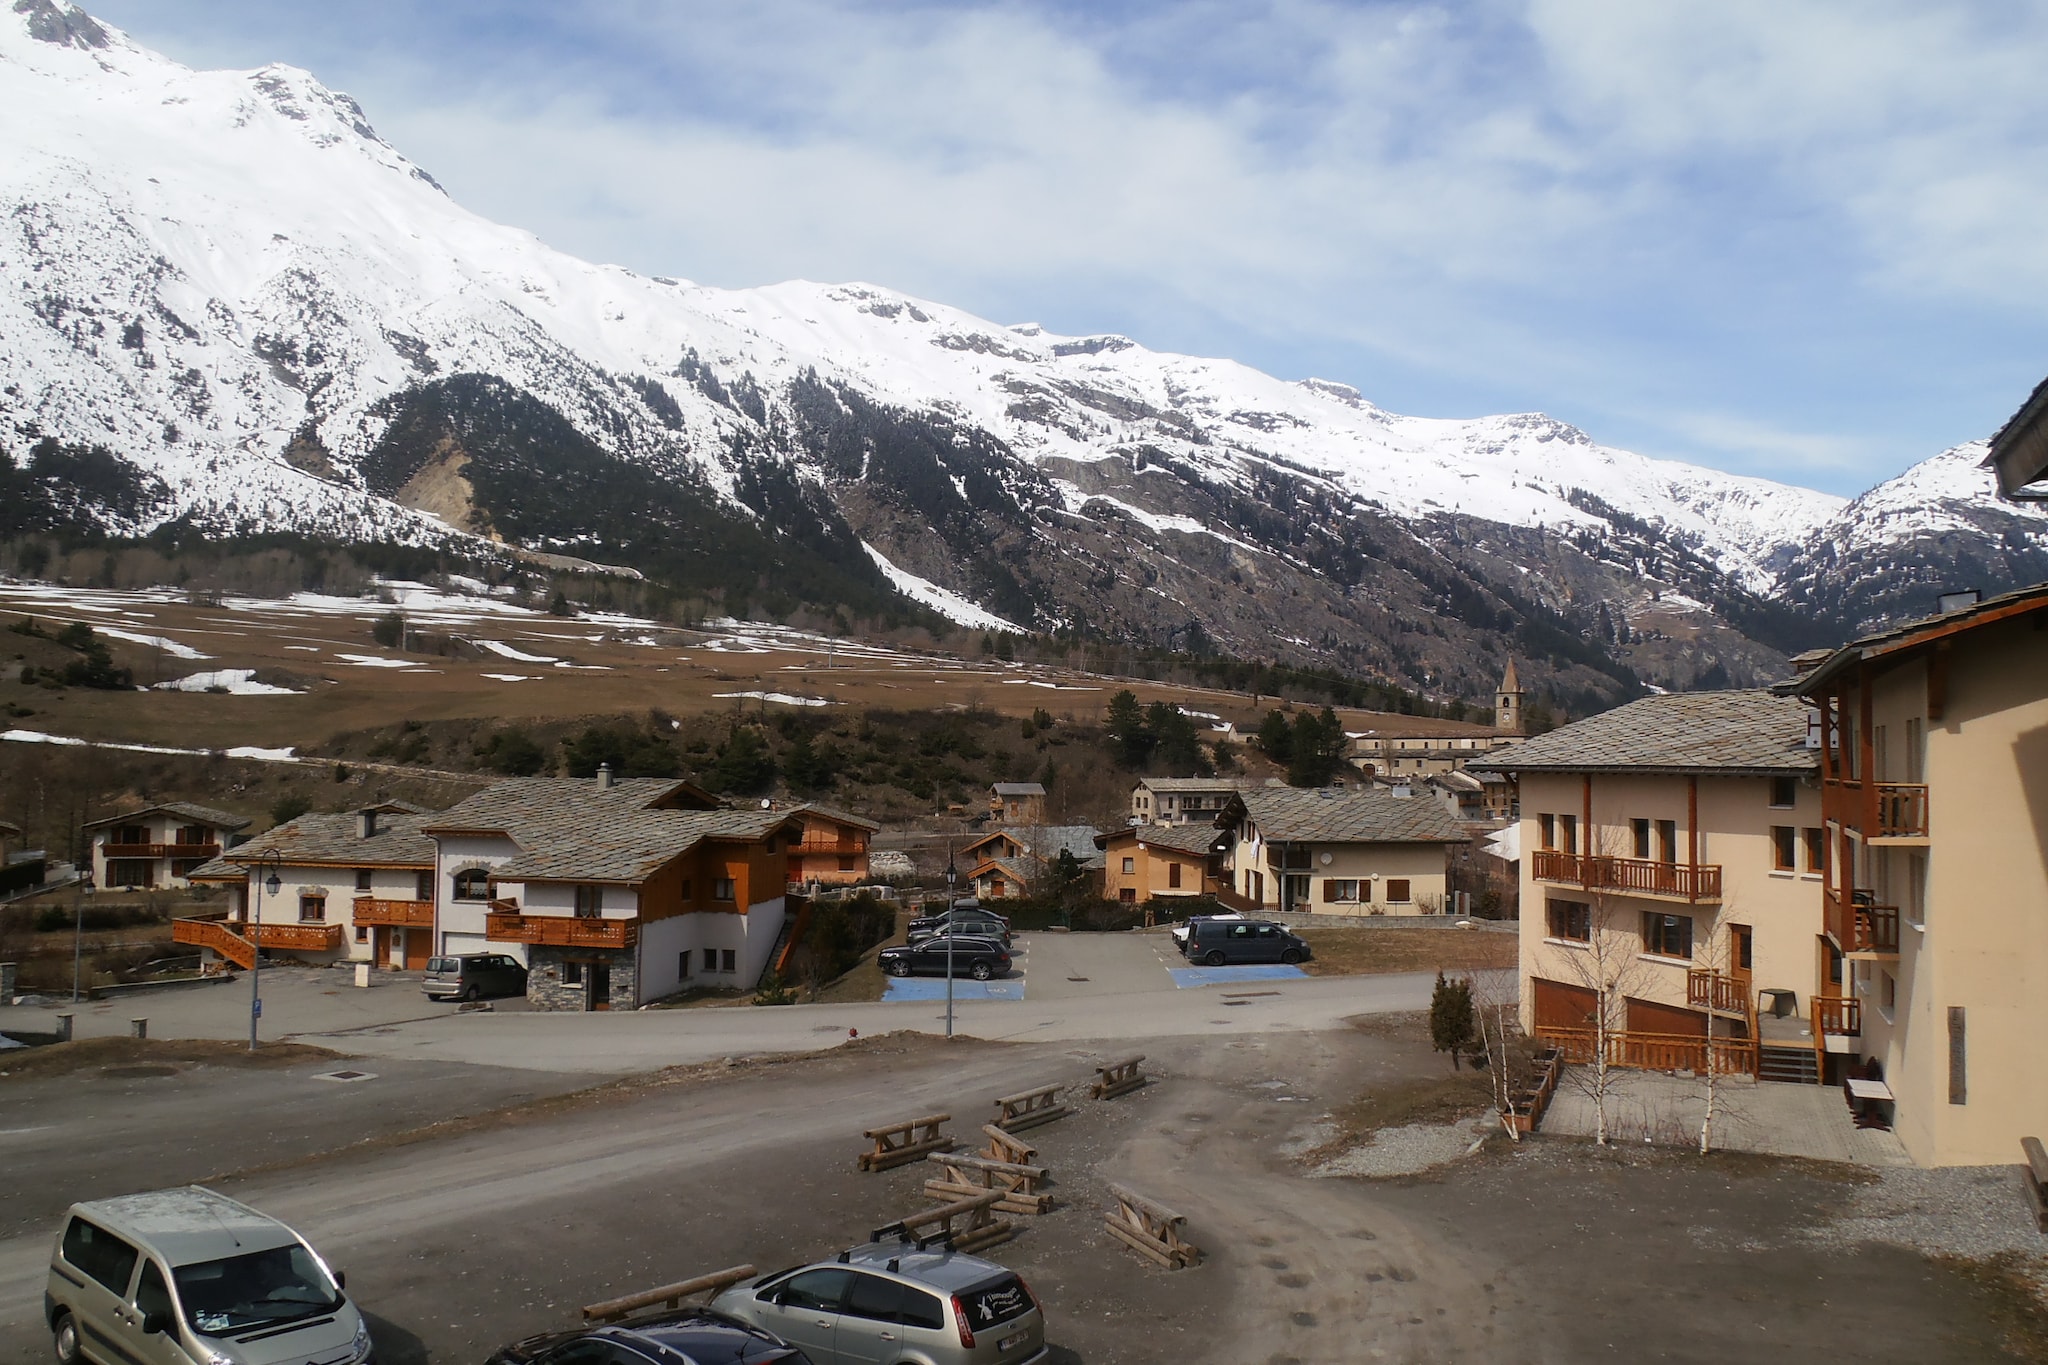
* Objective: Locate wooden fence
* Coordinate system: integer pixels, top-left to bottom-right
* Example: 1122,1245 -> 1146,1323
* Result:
1536,1025 -> 1758,1078
1089,1056 -> 1148,1100
873,1190 -> 1012,1255
582,1265 -> 756,1322
1102,1183 -> 1199,1269
992,1084 -> 1070,1132
857,1113 -> 954,1172
925,1152 -> 1052,1215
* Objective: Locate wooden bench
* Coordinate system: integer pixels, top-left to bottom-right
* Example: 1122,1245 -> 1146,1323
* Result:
925,1151 -> 1053,1215
1089,1055 -> 1148,1100
992,1084 -> 1069,1133
583,1264 -> 757,1322
1103,1182 -> 1199,1269
979,1124 -> 1037,1165
857,1113 -> 954,1172
2023,1137 -> 2048,1233
872,1190 -> 1012,1255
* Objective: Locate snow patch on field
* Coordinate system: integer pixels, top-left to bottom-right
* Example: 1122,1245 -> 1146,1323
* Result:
334,653 -> 421,669
714,691 -> 836,707
155,669 -> 297,695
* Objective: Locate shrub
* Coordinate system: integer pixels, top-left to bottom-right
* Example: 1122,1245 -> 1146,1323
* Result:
371,611 -> 403,649
270,793 -> 312,826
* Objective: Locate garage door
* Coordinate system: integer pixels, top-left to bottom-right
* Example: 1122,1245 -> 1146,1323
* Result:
1531,977 -> 1598,1031
441,931 -> 487,959
1627,996 -> 1708,1037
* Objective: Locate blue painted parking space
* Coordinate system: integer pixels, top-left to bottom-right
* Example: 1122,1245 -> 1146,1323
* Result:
1167,964 -> 1310,989
881,977 -> 1026,1002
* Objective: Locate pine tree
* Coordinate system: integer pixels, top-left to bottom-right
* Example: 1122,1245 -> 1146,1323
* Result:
1429,971 -> 1478,1070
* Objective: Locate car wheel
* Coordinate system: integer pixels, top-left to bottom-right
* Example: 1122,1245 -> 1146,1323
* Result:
52,1310 -> 81,1365
1281,948 -> 1304,965
1203,950 -> 1227,967
888,959 -> 912,977
462,984 -> 480,1002
970,961 -> 994,981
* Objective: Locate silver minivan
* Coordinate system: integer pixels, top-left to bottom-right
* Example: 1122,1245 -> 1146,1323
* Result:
45,1185 -> 373,1365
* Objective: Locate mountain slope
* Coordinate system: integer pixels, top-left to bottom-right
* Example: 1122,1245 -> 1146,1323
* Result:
3,2 -> 2042,710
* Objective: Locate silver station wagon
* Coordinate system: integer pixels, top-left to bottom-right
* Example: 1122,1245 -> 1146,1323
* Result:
712,1242 -> 1047,1365
45,1185 -> 372,1365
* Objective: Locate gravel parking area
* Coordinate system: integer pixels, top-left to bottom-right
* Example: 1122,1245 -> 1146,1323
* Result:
1807,1165 -> 2048,1263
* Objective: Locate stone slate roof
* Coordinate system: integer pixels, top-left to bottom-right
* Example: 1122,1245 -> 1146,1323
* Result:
84,802 -> 249,831
190,810 -> 441,876
427,777 -> 798,884
991,782 -> 1046,797
1102,823 -> 1225,856
1477,690 -> 1817,776
1230,788 -> 1467,844
1135,777 -> 1259,793
790,802 -> 882,833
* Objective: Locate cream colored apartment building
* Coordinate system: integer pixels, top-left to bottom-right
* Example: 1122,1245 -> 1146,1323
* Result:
1216,787 -> 1464,915
1787,583 -> 2048,1166
1486,691 -> 1830,1053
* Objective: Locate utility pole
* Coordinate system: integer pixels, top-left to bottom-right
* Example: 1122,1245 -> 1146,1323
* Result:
249,849 -> 283,1051
70,870 -> 92,1002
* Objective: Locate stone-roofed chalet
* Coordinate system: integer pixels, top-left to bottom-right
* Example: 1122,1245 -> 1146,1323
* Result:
1098,821 -> 1227,905
177,803 -> 442,971
989,781 -> 1047,824
1217,787 -> 1467,915
423,770 -> 803,1010
1480,688 -> 1831,1069
84,801 -> 250,891
962,824 -> 1102,900
785,802 -> 882,888
1128,776 -> 1259,827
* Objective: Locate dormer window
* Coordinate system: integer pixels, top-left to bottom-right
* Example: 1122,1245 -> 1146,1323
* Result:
453,869 -> 491,901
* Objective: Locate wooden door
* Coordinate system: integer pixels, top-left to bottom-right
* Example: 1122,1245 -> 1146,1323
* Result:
1729,923 -> 1753,989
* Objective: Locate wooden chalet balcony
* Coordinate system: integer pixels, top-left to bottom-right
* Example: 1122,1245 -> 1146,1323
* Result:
1532,849 -> 1722,903
1537,1025 -> 1758,1077
172,917 -> 342,966
1686,970 -> 1750,1015
485,911 -> 638,950
104,841 -> 220,860
1827,889 -> 1900,956
1872,783 -> 1929,839
792,838 -> 868,856
353,897 -> 435,927
1813,995 -> 1861,1036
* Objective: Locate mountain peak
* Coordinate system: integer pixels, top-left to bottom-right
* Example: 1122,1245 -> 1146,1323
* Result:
12,0 -> 107,50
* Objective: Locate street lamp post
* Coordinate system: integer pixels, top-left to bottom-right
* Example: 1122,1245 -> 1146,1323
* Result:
249,850 -> 283,1052
70,870 -> 93,1003
943,846 -> 958,1038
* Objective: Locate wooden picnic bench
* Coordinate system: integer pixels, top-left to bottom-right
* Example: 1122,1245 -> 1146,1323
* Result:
1089,1055 -> 1148,1100
1102,1182 -> 1200,1269
992,1084 -> 1069,1133
582,1265 -> 757,1322
857,1113 -> 955,1172
872,1190 -> 1012,1255
979,1124 -> 1037,1165
925,1151 -> 1053,1215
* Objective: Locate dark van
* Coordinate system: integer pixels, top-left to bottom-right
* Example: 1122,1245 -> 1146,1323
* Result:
1181,919 -> 1312,966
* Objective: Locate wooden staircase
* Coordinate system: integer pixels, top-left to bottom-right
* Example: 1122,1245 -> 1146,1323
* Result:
171,916 -> 255,970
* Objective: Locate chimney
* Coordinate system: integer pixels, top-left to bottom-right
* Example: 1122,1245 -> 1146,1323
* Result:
1936,588 -> 1980,615
356,808 -> 377,839
597,763 -> 615,790
1391,783 -> 1413,799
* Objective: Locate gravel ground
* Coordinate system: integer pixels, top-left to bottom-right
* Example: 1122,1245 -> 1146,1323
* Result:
1311,1118 -> 1491,1178
1805,1164 -> 2048,1262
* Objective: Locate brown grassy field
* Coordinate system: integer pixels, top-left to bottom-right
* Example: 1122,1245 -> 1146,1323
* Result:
1296,924 -> 1519,977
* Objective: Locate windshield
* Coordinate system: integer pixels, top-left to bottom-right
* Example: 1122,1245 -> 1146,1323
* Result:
174,1242 -> 343,1335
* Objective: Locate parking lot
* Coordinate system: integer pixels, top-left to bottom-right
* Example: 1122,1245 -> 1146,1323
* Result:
2,1013 -> 2036,1364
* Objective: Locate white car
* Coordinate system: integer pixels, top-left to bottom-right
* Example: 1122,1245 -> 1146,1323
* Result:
1171,912 -> 1246,949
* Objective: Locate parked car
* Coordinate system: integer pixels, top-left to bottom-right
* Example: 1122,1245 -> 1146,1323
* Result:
45,1184 -> 374,1365
1180,918 -> 1312,966
908,912 -> 1012,946
1170,912 -> 1246,950
487,1307 -> 811,1364
423,953 -> 529,1002
711,1242 -> 1047,1365
879,934 -> 1012,981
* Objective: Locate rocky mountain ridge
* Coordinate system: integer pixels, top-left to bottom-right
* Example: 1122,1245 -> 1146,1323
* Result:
4,2 -> 2044,709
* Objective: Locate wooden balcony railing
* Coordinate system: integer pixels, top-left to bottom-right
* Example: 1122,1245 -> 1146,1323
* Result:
792,838 -> 868,856
1873,783 -> 1928,838
1813,995 -> 1861,1036
485,912 -> 638,950
103,842 -> 221,860
353,897 -> 435,927
1532,849 -> 1723,903
1855,902 -> 1900,955
173,916 -> 253,970
1536,1025 -> 1758,1077
172,918 -> 343,965
1686,970 -> 1750,1015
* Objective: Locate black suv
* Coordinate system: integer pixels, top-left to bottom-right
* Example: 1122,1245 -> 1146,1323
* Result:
907,910 -> 1012,946
1180,918 -> 1312,967
488,1307 -> 810,1363
879,934 -> 1012,981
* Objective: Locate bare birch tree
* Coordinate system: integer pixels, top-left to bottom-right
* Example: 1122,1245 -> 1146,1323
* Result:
1547,832 -> 1662,1147
1471,970 -> 1529,1142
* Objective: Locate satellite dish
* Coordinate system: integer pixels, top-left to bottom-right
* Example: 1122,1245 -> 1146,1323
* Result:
1319,852 -> 1333,866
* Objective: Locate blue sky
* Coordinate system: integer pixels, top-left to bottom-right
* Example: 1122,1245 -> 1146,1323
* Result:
80,0 -> 2048,496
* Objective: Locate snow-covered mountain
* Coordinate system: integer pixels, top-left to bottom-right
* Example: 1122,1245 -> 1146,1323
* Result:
4,2 -> 2042,706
